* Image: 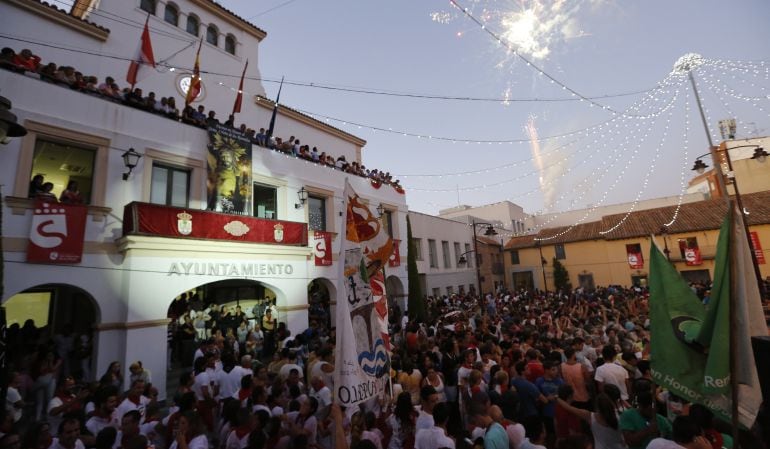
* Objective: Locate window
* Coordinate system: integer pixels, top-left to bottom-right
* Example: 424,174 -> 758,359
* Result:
458,285 -> 465,295
382,210 -> 394,238
428,239 -> 438,268
140,0 -> 156,15
164,3 -> 179,26
477,254 -> 483,266
453,242 -> 461,267
464,243 -> 472,267
150,164 -> 189,207
253,183 -> 277,219
412,238 -> 423,261
446,286 -> 454,296
442,241 -> 451,268
678,237 -> 698,259
225,34 -> 237,55
510,250 -> 520,265
30,139 -> 96,204
555,243 -> 566,260
308,195 -> 326,231
432,288 -> 441,298
186,15 -> 200,36
206,25 -> 219,46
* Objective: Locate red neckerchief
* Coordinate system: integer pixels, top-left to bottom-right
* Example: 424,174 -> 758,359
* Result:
127,394 -> 141,406
238,388 -> 252,402
234,426 -> 251,439
471,385 -> 482,394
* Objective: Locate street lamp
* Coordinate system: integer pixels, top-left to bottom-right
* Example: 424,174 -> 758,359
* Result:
457,220 -> 497,312
121,148 -> 142,181
690,143 -> 767,296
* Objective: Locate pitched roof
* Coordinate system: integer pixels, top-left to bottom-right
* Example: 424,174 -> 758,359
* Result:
503,190 -> 770,249
10,0 -> 110,34
476,236 -> 502,246
191,0 -> 267,41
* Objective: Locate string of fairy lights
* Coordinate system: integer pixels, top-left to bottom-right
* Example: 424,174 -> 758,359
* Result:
3,20 -> 768,240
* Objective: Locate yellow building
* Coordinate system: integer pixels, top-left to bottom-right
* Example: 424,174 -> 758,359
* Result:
504,191 -> 770,292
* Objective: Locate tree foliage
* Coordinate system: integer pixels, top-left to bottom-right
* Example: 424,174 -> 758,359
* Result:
406,215 -> 426,322
552,257 -> 571,291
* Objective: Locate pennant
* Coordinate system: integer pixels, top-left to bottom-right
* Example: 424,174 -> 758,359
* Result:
388,239 -> 401,267
126,14 -> 156,87
684,247 -> 702,266
26,200 -> 87,264
266,76 -> 283,138
626,244 -> 643,269
185,39 -> 203,107
232,60 -> 248,115
313,231 -> 332,266
334,180 -> 393,406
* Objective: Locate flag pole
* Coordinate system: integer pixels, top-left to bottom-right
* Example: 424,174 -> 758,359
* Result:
727,202 -> 740,449
266,76 -> 284,139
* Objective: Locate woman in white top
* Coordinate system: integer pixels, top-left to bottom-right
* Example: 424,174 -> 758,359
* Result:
422,368 -> 446,403
169,411 -> 209,449
556,394 -> 627,449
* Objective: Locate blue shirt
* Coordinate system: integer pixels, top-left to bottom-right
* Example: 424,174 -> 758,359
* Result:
484,422 -> 509,449
511,377 -> 541,418
535,376 -> 564,417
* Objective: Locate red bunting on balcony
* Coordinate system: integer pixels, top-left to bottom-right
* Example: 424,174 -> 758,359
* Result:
123,202 -> 308,246
27,200 -> 87,264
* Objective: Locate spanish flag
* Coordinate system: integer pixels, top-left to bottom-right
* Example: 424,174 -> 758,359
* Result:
185,38 -> 202,107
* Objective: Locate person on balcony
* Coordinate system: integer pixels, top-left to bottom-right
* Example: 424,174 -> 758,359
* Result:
60,181 -> 83,204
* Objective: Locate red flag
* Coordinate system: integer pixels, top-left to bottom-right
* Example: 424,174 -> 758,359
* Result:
27,200 -> 87,264
185,39 -> 203,106
313,231 -> 332,266
126,15 -> 156,87
232,59 -> 248,115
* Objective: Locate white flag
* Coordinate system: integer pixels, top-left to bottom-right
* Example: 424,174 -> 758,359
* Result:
334,180 -> 392,406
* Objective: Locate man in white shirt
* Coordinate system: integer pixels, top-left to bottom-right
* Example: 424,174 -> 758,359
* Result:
415,386 -> 439,430
115,380 -> 152,422
50,418 -> 86,449
309,377 -> 332,419
415,402 -> 454,449
278,351 -> 302,381
220,355 -> 252,400
594,346 -> 630,403
85,386 -> 119,436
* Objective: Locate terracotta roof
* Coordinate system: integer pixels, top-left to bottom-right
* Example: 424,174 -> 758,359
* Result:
13,0 -> 110,33
475,236 -> 502,246
503,190 -> 770,248
505,234 -> 536,250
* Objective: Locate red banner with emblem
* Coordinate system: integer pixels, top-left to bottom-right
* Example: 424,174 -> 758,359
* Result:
123,202 -> 308,245
313,231 -> 333,266
684,247 -> 702,266
750,232 -> 766,264
27,200 -> 87,263
388,239 -> 401,267
626,244 -> 643,269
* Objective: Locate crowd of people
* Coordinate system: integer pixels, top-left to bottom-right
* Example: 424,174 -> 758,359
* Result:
2,47 -> 402,191
4,282 -> 766,449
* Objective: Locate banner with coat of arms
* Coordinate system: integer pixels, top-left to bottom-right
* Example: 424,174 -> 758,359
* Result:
206,124 -> 252,215
27,200 -> 87,263
334,180 -> 393,406
313,231 -> 333,266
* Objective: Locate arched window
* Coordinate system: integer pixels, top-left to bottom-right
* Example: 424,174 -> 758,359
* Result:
164,3 -> 179,26
206,25 -> 218,46
139,0 -> 156,15
186,14 -> 199,36
225,34 -> 236,55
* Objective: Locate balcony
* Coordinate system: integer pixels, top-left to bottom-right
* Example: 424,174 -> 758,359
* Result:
122,202 -> 308,246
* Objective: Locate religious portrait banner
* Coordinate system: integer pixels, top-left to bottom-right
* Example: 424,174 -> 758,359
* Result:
206,124 -> 252,215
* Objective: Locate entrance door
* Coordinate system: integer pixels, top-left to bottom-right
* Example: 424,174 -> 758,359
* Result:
631,275 -> 648,288
512,271 -> 534,291
578,274 -> 595,291
680,269 -> 711,284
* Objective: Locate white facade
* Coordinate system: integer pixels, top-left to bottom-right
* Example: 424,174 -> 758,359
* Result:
0,1 -> 406,399
439,201 -> 528,234
407,211 -> 476,299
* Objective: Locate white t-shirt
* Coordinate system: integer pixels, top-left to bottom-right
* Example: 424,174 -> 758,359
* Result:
415,427 -> 455,449
504,422 -> 526,449
224,429 -> 250,449
49,438 -> 86,449
85,414 -> 118,437
310,386 -> 333,409
5,387 -> 22,422
278,363 -> 302,380
415,410 -> 434,430
192,371 -> 212,401
116,395 -> 151,422
220,366 -> 250,400
594,362 -> 630,400
169,434 -> 208,449
645,438 -> 685,449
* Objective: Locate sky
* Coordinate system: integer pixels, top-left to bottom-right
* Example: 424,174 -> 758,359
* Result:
73,0 -> 770,219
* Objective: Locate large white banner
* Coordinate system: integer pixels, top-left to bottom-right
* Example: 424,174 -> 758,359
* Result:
334,181 -> 393,406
